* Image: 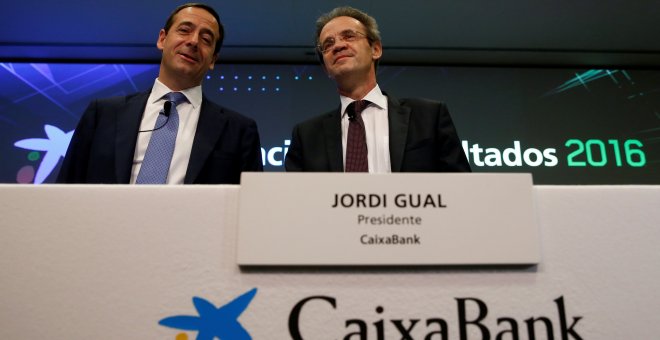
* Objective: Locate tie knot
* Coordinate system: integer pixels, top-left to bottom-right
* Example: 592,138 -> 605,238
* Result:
347,100 -> 370,120
163,92 -> 188,106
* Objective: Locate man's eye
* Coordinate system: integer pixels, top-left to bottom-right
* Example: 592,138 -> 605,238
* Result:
322,40 -> 334,50
342,31 -> 357,40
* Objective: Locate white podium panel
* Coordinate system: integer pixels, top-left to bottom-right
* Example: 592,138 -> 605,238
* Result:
1,184 -> 659,339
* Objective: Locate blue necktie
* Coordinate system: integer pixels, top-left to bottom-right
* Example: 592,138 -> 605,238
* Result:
136,92 -> 187,184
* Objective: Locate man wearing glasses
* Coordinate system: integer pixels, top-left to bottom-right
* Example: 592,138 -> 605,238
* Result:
285,6 -> 470,173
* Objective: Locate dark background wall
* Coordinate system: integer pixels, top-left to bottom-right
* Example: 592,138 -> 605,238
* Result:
2,1 -> 659,66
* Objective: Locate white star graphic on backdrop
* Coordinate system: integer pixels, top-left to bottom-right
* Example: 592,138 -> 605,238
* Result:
14,125 -> 74,184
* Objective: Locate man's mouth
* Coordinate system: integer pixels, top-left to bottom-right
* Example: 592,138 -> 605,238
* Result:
334,55 -> 351,64
178,52 -> 199,63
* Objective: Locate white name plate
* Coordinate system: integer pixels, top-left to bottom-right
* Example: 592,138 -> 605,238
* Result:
237,173 -> 540,266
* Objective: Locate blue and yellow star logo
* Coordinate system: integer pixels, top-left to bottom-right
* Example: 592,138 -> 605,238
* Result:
159,288 -> 257,340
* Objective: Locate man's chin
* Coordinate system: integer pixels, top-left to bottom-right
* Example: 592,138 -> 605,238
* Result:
173,62 -> 203,74
170,68 -> 204,84
327,66 -> 353,79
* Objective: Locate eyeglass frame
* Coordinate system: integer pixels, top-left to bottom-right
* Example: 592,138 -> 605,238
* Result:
316,29 -> 371,54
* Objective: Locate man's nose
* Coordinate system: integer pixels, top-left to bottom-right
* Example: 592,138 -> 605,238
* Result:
332,40 -> 348,53
187,33 -> 199,47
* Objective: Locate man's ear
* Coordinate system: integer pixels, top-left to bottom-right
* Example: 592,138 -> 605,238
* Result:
156,29 -> 167,51
209,53 -> 219,70
371,40 -> 382,61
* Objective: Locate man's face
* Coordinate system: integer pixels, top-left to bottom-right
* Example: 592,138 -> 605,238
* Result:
157,7 -> 220,89
318,16 -> 381,80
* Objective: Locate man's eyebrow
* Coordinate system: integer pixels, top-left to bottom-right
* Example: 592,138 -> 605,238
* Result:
176,21 -> 217,39
176,21 -> 194,28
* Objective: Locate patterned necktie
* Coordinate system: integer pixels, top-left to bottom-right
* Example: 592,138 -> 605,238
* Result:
345,100 -> 370,172
136,92 -> 187,184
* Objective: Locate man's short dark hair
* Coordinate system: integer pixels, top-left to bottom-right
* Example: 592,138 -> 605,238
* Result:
163,3 -> 224,55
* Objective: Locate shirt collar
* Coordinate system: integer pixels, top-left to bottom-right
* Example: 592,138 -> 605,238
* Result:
340,84 -> 387,118
150,78 -> 203,109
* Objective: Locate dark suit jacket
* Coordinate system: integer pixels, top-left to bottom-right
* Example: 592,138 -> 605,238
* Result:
57,91 -> 263,184
285,94 -> 471,172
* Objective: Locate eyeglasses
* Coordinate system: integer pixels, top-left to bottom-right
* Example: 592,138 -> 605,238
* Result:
317,29 -> 368,54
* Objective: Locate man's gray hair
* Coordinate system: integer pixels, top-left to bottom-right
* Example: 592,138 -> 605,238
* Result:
315,6 -> 381,45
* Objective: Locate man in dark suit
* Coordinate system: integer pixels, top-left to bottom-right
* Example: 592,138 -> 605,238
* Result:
57,3 -> 262,184
285,6 -> 470,173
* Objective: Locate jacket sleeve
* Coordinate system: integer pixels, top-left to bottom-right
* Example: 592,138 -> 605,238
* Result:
435,103 -> 472,172
56,100 -> 99,183
240,118 -> 264,172
284,124 -> 304,172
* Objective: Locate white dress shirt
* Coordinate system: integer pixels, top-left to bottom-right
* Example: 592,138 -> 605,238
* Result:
130,79 -> 202,184
340,84 -> 391,173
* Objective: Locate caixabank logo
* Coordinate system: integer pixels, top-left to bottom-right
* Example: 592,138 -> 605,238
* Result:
159,290 -> 584,340
159,288 -> 257,340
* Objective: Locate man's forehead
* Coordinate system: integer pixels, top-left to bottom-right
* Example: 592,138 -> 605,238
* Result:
321,16 -> 364,37
173,7 -> 220,33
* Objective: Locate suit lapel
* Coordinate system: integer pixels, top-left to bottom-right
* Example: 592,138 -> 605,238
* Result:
323,109 -> 344,171
185,97 -> 227,183
387,95 -> 410,172
115,92 -> 149,183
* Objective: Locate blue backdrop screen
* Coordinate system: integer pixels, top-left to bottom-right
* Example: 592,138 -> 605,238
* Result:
1,62 -> 658,184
